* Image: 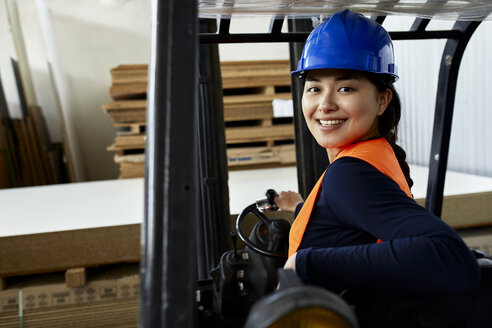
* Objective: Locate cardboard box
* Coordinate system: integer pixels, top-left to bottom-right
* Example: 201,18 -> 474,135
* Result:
0,264 -> 139,328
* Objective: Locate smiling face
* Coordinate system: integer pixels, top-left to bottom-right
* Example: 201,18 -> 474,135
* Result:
302,69 -> 392,161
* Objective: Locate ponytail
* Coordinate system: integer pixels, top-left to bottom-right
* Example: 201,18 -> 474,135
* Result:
366,73 -> 414,189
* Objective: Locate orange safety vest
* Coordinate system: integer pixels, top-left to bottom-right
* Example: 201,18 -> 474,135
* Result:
288,138 -> 412,257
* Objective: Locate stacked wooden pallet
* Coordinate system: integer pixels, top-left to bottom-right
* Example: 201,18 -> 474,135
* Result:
221,60 -> 296,169
104,65 -> 147,179
103,60 -> 296,178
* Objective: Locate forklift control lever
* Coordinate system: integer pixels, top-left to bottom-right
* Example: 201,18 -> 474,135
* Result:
256,189 -> 279,212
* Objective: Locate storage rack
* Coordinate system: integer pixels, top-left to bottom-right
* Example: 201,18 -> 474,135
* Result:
140,1 -> 492,327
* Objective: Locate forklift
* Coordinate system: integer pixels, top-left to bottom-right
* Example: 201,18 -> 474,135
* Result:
139,1 -> 492,327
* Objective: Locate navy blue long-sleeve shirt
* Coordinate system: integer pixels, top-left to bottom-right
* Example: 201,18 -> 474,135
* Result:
294,157 -> 480,296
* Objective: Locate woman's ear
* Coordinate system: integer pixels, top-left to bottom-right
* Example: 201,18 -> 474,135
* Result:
377,89 -> 393,116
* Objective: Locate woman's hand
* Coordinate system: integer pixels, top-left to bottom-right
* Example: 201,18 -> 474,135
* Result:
283,253 -> 297,272
275,191 -> 304,212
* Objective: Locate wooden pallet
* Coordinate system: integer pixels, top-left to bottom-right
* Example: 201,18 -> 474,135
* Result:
102,100 -> 146,123
103,60 -> 296,174
108,60 -> 291,89
223,92 -> 291,121
227,143 -> 296,169
109,84 -> 147,101
221,60 -> 291,89
110,64 -> 148,85
119,162 -> 144,179
108,65 -> 148,101
113,122 -> 146,135
221,60 -> 295,167
225,123 -> 294,144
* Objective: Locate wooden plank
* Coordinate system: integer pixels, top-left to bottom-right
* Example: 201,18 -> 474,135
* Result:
65,267 -> 87,287
114,134 -> 146,148
221,60 -> 291,89
223,93 -> 291,121
12,119 -> 33,186
114,154 -> 145,164
111,64 -> 148,71
102,100 -> 147,111
29,106 -> 58,184
108,60 -> 292,89
107,143 -> 145,151
111,70 -> 148,86
220,60 -> 290,78
227,144 -> 295,167
223,92 -> 291,105
0,224 -> 140,278
225,124 -> 294,144
112,74 -> 148,85
0,153 -> 9,188
24,115 -> 47,185
3,126 -> 21,187
0,128 -> 12,188
106,110 -> 146,123
109,84 -> 147,100
110,64 -> 148,86
47,62 -> 77,183
222,76 -> 291,89
119,162 -> 144,179
0,75 -> 20,187
224,106 -> 272,122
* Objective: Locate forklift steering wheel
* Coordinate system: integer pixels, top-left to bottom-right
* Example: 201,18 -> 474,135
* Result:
236,203 -> 289,259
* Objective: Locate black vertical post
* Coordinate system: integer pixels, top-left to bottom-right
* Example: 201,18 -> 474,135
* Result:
425,20 -> 480,217
288,18 -> 329,199
196,18 -> 232,279
140,0 -> 198,327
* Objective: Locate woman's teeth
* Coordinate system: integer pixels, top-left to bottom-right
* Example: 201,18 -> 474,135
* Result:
319,119 -> 345,126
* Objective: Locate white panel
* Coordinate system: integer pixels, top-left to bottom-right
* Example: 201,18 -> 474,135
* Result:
394,21 -> 492,178
450,22 -> 492,177
394,38 -> 445,167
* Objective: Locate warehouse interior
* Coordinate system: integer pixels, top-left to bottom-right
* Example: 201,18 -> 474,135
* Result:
2,0 -> 492,327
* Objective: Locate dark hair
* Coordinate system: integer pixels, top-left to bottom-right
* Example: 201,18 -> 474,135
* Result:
366,73 -> 414,189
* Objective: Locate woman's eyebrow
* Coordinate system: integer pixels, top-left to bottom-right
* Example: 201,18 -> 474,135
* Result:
306,75 -> 359,82
306,76 -> 320,82
335,74 -> 360,81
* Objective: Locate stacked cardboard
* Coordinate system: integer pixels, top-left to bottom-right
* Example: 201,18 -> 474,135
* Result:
221,60 -> 296,169
104,65 -> 148,179
103,60 -> 296,178
0,264 -> 139,328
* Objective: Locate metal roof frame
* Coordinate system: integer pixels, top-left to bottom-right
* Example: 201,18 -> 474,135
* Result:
140,1 -> 490,326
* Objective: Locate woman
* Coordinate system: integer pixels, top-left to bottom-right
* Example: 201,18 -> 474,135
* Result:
275,9 -> 480,296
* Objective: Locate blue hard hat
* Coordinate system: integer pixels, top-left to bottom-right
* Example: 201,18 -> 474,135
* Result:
291,9 -> 398,81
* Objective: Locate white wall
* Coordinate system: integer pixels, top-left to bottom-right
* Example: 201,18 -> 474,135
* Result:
385,18 -> 492,177
0,0 -> 151,181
